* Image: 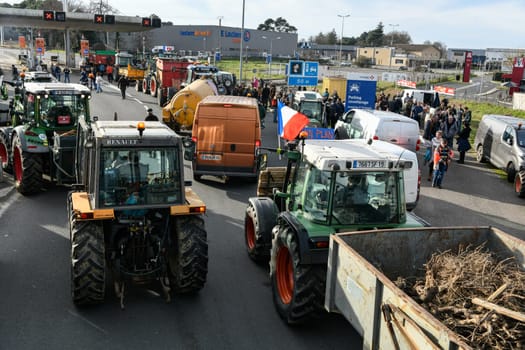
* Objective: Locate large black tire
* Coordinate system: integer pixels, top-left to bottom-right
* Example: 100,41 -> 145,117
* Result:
12,136 -> 43,195
158,90 -> 167,107
270,224 -> 327,324
515,171 -> 525,198
143,79 -> 150,94
506,162 -> 516,183
168,215 -> 208,294
70,217 -> 106,306
245,203 -> 269,262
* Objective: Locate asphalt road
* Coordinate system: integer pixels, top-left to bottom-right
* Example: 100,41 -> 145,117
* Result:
1,54 -> 524,349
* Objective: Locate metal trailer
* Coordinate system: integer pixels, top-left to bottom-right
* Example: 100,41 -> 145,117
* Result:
325,226 -> 525,350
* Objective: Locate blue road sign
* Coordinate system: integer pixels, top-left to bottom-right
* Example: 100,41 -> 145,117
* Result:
304,61 -> 319,77
266,54 -> 272,64
345,80 -> 377,111
215,52 -> 221,62
288,76 -> 318,86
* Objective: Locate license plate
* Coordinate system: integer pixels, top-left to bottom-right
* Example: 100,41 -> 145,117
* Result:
57,115 -> 71,124
353,160 -> 386,168
200,154 -> 221,161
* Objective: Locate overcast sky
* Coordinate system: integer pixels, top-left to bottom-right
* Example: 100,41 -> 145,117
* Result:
99,0 -> 524,49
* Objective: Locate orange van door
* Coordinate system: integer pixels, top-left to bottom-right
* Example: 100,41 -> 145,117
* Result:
195,105 -> 226,171
223,106 -> 258,173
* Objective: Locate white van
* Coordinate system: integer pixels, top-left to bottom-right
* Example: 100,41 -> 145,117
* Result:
403,89 -> 439,106
334,109 -> 421,152
474,114 -> 525,190
366,139 -> 420,210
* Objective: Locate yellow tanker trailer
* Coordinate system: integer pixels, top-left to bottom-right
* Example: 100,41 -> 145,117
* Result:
162,78 -> 218,134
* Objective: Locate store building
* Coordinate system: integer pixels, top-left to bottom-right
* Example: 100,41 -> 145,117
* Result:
120,24 -> 298,59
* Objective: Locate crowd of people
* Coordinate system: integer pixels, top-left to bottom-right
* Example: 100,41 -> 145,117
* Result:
374,91 -> 474,188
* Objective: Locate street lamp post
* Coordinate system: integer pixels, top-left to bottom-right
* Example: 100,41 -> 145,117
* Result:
337,14 -> 350,65
262,36 -> 281,78
388,24 -> 399,71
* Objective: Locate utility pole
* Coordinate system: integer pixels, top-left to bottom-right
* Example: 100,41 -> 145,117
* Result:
337,13 -> 350,65
388,24 -> 399,71
239,0 -> 245,84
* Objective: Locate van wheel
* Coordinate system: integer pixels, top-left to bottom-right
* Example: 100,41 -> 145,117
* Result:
515,171 -> 525,198
476,145 -> 486,163
507,163 -> 516,183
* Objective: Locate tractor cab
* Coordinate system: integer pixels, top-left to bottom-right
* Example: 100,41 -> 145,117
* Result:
16,82 -> 91,133
287,139 -> 410,228
292,91 -> 325,127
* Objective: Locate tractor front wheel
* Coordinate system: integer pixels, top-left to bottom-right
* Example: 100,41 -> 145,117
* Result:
515,171 -> 525,198
70,214 -> 106,306
245,203 -> 269,262
168,216 -> 208,294
12,136 -> 43,194
270,225 -> 326,324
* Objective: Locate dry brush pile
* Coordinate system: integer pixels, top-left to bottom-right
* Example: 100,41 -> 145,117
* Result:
395,243 -> 525,349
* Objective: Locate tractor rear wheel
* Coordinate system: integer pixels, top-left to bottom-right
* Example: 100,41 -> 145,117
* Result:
158,90 -> 167,107
245,203 -> 268,262
151,77 -> 158,98
515,171 -> 525,198
12,136 -> 43,194
143,79 -> 150,94
270,224 -> 326,324
168,216 -> 208,294
70,215 -> 106,306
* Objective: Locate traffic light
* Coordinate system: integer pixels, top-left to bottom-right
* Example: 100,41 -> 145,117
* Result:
43,10 -> 54,21
151,18 -> 161,28
105,15 -> 115,24
141,17 -> 151,27
55,11 -> 66,22
94,14 -> 104,24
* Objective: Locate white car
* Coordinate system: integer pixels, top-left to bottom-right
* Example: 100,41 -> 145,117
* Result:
23,71 -> 57,83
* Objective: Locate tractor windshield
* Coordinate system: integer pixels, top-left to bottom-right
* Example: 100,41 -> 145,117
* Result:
300,100 -> 323,124
38,94 -> 87,128
303,168 -> 405,225
98,148 -> 183,209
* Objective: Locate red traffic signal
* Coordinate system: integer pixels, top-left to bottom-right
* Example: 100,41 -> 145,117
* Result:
43,10 -> 54,21
94,14 -> 104,24
141,17 -> 151,27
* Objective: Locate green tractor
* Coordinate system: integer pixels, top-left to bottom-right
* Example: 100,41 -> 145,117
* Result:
244,136 -> 427,324
0,82 -> 91,194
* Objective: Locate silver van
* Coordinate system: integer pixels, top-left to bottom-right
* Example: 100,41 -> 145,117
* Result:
334,109 -> 421,152
474,114 -> 525,186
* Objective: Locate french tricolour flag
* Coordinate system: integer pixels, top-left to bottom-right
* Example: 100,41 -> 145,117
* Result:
277,101 -> 310,141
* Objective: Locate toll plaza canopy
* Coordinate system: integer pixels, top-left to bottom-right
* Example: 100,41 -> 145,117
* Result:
0,7 -> 158,32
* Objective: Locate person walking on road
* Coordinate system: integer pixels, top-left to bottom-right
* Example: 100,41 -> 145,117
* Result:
456,121 -> 472,164
145,108 -> 158,121
95,73 -> 104,93
117,76 -> 128,99
432,138 -> 454,189
63,67 -> 71,83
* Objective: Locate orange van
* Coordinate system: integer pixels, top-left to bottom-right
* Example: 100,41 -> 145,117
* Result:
188,95 -> 262,181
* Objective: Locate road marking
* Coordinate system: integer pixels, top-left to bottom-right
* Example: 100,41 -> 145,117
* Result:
0,185 -> 17,218
67,310 -> 108,334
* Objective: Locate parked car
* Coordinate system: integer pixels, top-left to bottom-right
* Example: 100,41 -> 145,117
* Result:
474,114 -> 525,197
